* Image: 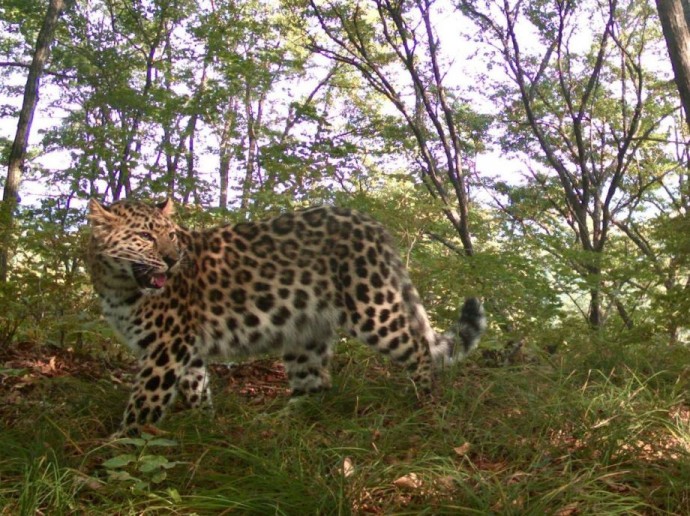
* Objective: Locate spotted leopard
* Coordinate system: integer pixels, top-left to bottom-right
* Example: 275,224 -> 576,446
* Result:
86,198 -> 486,434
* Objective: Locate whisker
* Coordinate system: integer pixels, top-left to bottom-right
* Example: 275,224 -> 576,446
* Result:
103,250 -> 163,268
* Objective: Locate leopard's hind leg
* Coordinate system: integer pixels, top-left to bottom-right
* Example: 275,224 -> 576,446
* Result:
283,322 -> 335,397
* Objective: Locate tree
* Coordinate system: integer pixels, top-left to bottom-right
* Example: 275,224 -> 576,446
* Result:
305,0 -> 487,256
201,0 -> 319,213
656,0 -> 690,130
0,0 -> 66,283
459,0 -> 679,328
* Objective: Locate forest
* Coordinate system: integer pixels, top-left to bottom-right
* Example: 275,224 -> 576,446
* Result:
2,0 -> 690,513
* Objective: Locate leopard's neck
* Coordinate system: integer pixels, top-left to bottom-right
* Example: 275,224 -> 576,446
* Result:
88,258 -> 149,343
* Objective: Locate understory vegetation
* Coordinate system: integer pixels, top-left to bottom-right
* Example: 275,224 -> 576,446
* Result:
3,330 -> 690,514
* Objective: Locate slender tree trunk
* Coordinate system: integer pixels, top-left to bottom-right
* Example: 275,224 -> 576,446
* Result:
0,0 -> 65,283
589,286 -> 602,328
219,160 -> 230,209
217,99 -> 238,210
162,40 -> 176,198
240,81 -> 265,213
656,0 -> 690,130
113,42 -> 159,200
185,131 -> 198,205
179,49 -> 210,204
218,126 -> 232,210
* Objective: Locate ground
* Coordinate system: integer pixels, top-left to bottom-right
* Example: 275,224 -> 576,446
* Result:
3,337 -> 690,514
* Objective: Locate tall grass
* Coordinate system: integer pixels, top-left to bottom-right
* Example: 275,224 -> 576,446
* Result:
2,337 -> 690,514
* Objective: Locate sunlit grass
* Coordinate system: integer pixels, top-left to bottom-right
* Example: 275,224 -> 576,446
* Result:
3,338 -> 690,513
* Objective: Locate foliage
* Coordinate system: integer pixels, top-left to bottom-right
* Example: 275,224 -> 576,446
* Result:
0,199 -> 96,348
460,0 -> 685,329
102,433 -> 183,493
1,0 -> 688,335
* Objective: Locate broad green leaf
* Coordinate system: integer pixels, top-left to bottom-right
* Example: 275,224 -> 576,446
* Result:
150,471 -> 168,484
102,454 -> 137,469
138,455 -> 170,473
107,470 -> 134,482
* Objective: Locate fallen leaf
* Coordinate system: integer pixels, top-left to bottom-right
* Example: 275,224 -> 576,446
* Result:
341,457 -> 355,478
507,471 -> 530,484
435,475 -> 455,492
393,473 -> 422,491
453,442 -> 471,456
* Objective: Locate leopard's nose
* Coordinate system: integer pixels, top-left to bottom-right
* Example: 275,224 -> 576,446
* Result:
163,255 -> 178,269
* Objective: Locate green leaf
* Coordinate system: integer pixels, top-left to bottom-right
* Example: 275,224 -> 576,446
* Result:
107,470 -> 134,482
138,455 -> 170,473
160,461 -> 183,470
146,437 -> 179,447
102,454 -> 137,469
150,470 -> 168,484
166,488 -> 182,503
132,480 -> 150,492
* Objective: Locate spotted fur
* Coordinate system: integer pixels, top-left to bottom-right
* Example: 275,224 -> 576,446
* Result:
86,199 -> 486,434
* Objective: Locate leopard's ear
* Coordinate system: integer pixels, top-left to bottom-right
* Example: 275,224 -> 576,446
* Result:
87,199 -> 119,226
156,198 -> 175,218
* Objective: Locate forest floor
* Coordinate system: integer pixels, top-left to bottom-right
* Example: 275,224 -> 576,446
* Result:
3,336 -> 690,514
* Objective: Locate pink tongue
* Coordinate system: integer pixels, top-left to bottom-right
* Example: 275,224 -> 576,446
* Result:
151,274 -> 167,288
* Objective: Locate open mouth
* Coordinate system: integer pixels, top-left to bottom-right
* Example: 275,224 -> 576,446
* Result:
133,267 -> 168,289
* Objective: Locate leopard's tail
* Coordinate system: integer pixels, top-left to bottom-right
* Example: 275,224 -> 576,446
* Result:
430,297 -> 486,367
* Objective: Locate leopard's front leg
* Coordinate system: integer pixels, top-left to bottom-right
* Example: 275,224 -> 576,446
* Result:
178,356 -> 213,411
117,334 -> 198,436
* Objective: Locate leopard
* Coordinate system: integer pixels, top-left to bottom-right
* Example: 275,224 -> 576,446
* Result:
86,198 -> 486,435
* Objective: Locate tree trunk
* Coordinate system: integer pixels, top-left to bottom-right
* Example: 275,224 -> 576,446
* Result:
0,0 -> 66,283
240,81 -> 265,214
217,99 -> 238,210
589,287 -> 602,328
219,146 -> 230,209
656,0 -> 690,130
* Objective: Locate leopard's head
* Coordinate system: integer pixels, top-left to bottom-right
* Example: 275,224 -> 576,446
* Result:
87,198 -> 183,292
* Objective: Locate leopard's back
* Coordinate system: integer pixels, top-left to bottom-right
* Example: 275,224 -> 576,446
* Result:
187,206 -> 409,357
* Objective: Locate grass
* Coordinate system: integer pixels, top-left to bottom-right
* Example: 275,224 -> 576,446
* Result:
3,337 -> 690,514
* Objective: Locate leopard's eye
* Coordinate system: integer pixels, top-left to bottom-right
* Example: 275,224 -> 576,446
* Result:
169,231 -> 177,240
139,232 -> 156,242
